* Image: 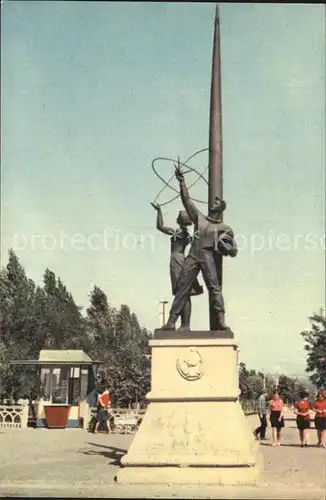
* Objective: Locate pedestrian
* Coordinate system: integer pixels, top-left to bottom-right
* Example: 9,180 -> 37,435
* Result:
268,390 -> 285,447
313,390 -> 326,448
94,387 -> 112,434
254,390 -> 268,440
294,391 -> 311,447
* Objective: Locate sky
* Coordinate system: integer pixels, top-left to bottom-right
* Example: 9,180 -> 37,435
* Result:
1,2 -> 325,376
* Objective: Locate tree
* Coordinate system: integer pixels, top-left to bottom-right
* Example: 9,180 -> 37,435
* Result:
86,285 -> 116,357
248,374 -> 264,400
0,251 -> 44,398
239,363 -> 264,401
42,269 -> 86,349
301,311 -> 326,389
265,375 -> 276,397
0,251 -> 88,399
277,375 -> 296,404
102,304 -> 151,407
0,250 -> 151,405
239,362 -> 250,400
85,288 -> 152,407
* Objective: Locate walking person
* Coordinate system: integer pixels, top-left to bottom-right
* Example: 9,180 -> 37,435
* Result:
94,387 -> 112,434
294,391 -> 311,447
268,390 -> 285,446
254,390 -> 268,440
313,390 -> 326,448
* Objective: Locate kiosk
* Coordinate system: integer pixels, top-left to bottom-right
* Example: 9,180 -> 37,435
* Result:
11,350 -> 101,429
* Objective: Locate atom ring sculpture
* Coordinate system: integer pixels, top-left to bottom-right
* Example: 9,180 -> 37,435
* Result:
151,148 -> 209,207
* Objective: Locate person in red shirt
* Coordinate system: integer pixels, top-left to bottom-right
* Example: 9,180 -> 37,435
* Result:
313,390 -> 326,448
294,391 -> 311,447
268,390 -> 285,447
95,387 -> 112,434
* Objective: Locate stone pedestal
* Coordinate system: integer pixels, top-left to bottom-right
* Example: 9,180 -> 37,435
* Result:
117,330 -> 262,485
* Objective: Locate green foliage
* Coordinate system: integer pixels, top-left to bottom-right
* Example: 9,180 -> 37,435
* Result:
3,249 -> 320,407
239,362 -> 312,405
0,251 -> 44,398
0,249 -> 152,405
301,312 -> 326,390
239,363 -> 264,401
42,269 -> 88,350
277,375 -> 297,403
87,293 -> 152,407
272,375 -> 312,403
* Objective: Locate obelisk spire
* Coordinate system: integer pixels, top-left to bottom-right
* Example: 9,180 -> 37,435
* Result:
208,4 -> 223,206
208,5 -> 223,330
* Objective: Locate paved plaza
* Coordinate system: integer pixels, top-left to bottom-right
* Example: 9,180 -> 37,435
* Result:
0,414 -> 325,499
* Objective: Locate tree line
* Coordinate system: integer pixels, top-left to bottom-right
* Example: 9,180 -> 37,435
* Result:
0,249 -> 151,406
239,365 -> 314,404
0,249 -> 324,406
239,309 -> 325,402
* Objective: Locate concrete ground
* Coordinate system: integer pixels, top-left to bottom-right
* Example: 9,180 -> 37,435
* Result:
0,414 -> 325,499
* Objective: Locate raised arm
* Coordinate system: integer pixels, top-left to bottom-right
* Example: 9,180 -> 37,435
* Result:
175,163 -> 198,223
150,203 -> 175,236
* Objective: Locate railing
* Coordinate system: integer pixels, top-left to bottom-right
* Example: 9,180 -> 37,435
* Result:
0,400 -> 257,432
241,400 -> 257,415
0,404 -> 29,429
88,407 -> 146,434
88,402 -> 257,434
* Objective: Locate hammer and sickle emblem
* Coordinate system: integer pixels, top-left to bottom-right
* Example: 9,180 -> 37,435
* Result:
176,348 -> 204,381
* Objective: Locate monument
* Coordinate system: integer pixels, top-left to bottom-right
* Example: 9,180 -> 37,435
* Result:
150,202 -> 203,329
117,5 -> 262,485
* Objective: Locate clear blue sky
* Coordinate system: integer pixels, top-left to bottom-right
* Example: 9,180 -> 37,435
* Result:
1,2 -> 325,375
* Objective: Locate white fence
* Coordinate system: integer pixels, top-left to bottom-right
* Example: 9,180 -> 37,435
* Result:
88,406 -> 146,434
0,401 -> 145,433
0,401 -> 256,432
88,403 -> 256,434
0,404 -> 29,429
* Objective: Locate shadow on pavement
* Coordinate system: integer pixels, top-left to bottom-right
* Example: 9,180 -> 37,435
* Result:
259,441 -> 319,448
80,442 -> 127,466
279,444 -> 321,448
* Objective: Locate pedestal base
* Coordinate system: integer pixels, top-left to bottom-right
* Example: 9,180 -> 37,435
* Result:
118,467 -> 259,486
117,401 -> 261,485
117,330 -> 262,485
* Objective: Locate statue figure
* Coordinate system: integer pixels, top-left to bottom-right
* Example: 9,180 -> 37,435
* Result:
151,202 -> 203,329
162,163 -> 238,331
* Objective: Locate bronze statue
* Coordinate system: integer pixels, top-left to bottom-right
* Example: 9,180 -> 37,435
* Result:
162,162 -> 237,331
151,202 -> 203,329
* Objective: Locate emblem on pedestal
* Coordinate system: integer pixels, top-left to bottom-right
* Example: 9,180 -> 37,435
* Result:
176,348 -> 204,381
